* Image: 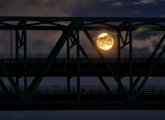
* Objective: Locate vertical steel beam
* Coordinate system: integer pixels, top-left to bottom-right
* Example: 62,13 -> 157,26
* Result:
15,30 -> 19,86
117,30 -> 121,61
23,21 -> 27,91
10,30 -> 13,60
117,30 -> 121,92
15,30 -> 19,61
15,22 -> 27,91
67,37 -> 70,94
76,29 -> 80,98
129,22 -> 133,89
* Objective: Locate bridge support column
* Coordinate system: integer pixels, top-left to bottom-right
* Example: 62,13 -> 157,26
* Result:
15,21 -> 27,91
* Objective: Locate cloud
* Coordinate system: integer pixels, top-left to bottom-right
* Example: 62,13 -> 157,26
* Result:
132,33 -> 164,52
0,0 -> 89,16
133,0 -> 157,5
0,0 -> 91,55
133,0 -> 165,5
99,0 -> 109,2
160,14 -> 165,18
111,2 -> 124,7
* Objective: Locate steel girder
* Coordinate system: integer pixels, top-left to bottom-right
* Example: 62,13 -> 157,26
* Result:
0,17 -> 165,109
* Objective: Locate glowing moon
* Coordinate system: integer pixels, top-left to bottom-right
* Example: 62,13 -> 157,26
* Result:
96,33 -> 114,50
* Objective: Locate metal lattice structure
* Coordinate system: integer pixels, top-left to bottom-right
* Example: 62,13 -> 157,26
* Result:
0,17 -> 165,110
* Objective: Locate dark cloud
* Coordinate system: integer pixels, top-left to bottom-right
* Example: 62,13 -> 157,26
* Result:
72,0 -> 165,17
0,0 -> 89,16
132,33 -> 163,52
133,0 -> 165,5
111,2 -> 125,7
0,0 -> 164,17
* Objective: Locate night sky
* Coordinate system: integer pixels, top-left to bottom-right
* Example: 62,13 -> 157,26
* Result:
0,0 -> 165,120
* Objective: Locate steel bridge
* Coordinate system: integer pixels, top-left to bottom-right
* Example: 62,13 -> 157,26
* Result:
0,17 -> 165,110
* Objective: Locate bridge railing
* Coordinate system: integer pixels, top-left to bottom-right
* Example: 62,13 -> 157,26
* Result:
1,85 -> 165,95
0,54 -> 165,62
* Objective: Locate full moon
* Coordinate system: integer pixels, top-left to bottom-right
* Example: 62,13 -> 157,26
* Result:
96,32 -> 114,50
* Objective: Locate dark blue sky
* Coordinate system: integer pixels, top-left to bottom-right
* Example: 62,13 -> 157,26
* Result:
0,0 -> 165,120
0,0 -> 165,17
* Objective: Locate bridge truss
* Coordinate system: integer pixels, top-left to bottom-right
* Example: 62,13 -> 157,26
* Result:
0,17 -> 165,110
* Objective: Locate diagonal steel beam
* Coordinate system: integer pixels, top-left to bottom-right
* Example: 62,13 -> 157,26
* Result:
129,76 -> 140,91
67,38 -> 71,94
97,76 -> 111,93
78,43 -> 112,94
73,32 -> 112,94
0,61 -> 20,93
119,31 -> 125,44
0,78 -> 9,94
130,32 -> 165,92
150,32 -> 165,59
28,22 -> 76,93
70,30 -> 112,93
137,46 -> 165,92
118,30 -> 129,45
83,29 -> 125,92
120,41 -> 130,49
119,22 -> 128,30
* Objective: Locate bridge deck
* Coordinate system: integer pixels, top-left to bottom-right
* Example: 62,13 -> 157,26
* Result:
1,86 -> 165,110
1,57 -> 165,109
1,57 -> 165,77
